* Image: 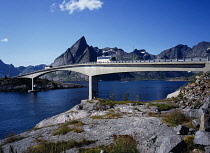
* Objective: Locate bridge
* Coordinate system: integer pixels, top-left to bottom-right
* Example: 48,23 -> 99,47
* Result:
15,58 -> 210,100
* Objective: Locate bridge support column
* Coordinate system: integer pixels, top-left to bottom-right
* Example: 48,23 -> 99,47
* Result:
29,78 -> 37,92
89,75 -> 98,100
204,62 -> 210,72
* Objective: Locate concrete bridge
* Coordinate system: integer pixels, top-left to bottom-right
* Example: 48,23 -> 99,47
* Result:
15,58 -> 210,99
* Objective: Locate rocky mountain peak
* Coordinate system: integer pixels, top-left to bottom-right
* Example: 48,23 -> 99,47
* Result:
51,36 -> 97,67
70,36 -> 88,56
192,41 -> 210,57
157,44 -> 192,59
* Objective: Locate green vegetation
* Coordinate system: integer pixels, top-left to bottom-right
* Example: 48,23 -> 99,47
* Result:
63,120 -> 84,127
109,135 -> 138,153
1,136 -> 25,146
147,103 -> 179,111
52,126 -> 72,136
52,126 -> 84,136
162,110 -> 191,127
24,139 -> 95,153
52,120 -> 84,136
80,135 -> 138,153
184,135 -> 195,148
179,135 -> 205,153
98,99 -> 144,108
91,112 -> 122,119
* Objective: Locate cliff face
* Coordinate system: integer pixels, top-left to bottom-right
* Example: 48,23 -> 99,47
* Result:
0,59 -> 45,78
192,41 -> 210,57
157,44 -> 192,59
52,36 -> 97,67
0,60 -> 21,78
156,42 -> 210,59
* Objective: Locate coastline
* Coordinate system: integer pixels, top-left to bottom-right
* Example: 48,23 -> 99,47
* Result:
1,72 -> 210,152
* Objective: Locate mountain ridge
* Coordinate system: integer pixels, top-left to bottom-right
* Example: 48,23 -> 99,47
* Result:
1,37 -> 210,79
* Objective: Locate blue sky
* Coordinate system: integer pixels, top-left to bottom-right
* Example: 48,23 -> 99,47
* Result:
0,0 -> 210,66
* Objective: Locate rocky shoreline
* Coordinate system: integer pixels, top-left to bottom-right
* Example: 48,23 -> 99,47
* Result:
0,78 -> 85,92
1,73 -> 210,153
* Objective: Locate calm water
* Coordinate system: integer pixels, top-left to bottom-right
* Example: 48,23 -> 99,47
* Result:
0,80 -> 188,139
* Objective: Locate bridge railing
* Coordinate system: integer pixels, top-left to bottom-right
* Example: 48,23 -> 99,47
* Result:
89,57 -> 209,64
16,57 -> 209,77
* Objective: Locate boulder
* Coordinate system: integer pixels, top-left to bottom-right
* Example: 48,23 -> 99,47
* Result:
184,108 -> 204,118
205,146 -> 210,153
200,100 -> 210,114
174,125 -> 189,135
167,90 -> 180,98
192,118 -> 200,128
156,135 -> 183,153
199,114 -> 210,131
194,131 -> 210,146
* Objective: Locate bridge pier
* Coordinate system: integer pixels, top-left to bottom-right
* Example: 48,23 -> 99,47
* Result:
29,78 -> 38,92
89,75 -> 98,100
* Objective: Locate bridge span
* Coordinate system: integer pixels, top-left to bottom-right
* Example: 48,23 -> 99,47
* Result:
15,59 -> 210,100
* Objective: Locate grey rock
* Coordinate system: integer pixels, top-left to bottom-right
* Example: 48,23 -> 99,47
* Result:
205,146 -> 210,153
156,135 -> 183,153
200,101 -> 210,114
184,108 -> 204,118
192,118 -> 200,128
194,131 -> 210,146
174,125 -> 189,135
65,148 -> 79,153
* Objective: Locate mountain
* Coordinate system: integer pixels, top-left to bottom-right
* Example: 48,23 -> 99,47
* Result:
0,59 -> 45,78
192,41 -> 210,57
156,41 -> 210,59
52,36 -> 97,67
95,47 -> 155,61
156,44 -> 192,59
1,37 -> 210,80
45,37 -> 210,81
0,60 -> 20,78
43,36 -> 97,81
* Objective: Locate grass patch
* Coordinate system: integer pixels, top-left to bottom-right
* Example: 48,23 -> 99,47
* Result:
91,115 -> 105,119
147,103 -> 179,111
1,136 -> 25,146
91,112 -> 122,119
52,126 -> 73,136
180,135 -> 205,153
52,120 -> 84,136
162,110 -> 191,127
63,120 -> 84,127
109,135 -> 138,153
134,108 -> 141,111
52,126 -> 84,136
24,139 -> 95,153
80,135 -> 138,153
98,99 -> 144,108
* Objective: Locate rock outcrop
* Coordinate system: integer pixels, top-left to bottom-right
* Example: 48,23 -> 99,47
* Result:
0,99 -> 185,153
0,78 -> 84,92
